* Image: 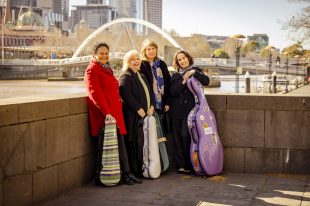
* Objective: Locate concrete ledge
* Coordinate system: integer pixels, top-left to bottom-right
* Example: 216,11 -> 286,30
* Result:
245,148 -> 283,174
4,174 -> 32,206
33,166 -> 58,205
206,94 -> 226,111
221,110 -> 264,147
265,111 -> 310,149
283,149 -> 310,174
19,99 -> 70,123
0,92 -> 309,205
227,95 -> 309,111
223,147 -> 244,173
0,105 -> 19,127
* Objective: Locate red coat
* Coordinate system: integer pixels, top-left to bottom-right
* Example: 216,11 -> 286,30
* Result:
84,59 -> 127,136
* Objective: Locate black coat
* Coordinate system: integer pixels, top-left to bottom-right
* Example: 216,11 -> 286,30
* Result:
169,67 -> 210,120
140,59 -> 171,110
119,68 -> 154,141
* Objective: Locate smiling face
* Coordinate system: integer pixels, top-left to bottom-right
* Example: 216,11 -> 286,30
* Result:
94,46 -> 109,65
129,54 -> 141,72
176,52 -> 190,69
145,45 -> 157,61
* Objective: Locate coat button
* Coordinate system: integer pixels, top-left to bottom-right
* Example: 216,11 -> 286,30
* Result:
184,100 -> 187,103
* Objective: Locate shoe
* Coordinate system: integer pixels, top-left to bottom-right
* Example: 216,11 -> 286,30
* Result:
177,168 -> 185,174
183,169 -> 192,174
128,173 -> 143,184
177,168 -> 192,174
121,176 -> 135,185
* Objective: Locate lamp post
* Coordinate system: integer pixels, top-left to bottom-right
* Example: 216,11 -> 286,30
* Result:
231,34 -> 245,93
283,51 -> 289,93
294,55 -> 300,88
264,45 -> 276,75
1,0 -> 4,64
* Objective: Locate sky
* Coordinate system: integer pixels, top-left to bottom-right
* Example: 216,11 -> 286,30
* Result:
70,0 -> 308,49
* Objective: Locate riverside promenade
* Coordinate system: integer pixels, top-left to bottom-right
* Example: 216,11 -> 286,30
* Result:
43,171 -> 310,206
42,85 -> 310,206
1,84 -> 309,206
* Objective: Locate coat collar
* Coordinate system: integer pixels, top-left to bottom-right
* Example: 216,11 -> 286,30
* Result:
91,59 -> 113,75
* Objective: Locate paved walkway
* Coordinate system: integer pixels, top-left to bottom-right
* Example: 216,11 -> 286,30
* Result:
43,171 -> 310,206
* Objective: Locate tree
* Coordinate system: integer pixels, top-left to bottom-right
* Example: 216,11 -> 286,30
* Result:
213,49 -> 230,59
242,41 -> 259,53
281,42 -> 305,57
283,0 -> 310,47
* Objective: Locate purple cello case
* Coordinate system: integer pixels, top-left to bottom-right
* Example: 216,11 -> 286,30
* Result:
187,77 -> 223,176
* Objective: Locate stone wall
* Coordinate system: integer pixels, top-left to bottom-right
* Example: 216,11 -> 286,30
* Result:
0,93 -> 309,205
0,94 -> 96,206
208,94 -> 310,174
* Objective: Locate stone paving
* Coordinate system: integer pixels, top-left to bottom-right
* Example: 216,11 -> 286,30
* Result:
43,171 -> 310,206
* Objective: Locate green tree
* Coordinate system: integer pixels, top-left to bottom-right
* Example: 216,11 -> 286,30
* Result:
213,49 -> 230,59
242,41 -> 259,53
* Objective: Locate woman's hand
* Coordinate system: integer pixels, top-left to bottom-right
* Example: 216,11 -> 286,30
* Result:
105,114 -> 115,123
137,108 -> 146,118
182,70 -> 195,84
164,105 -> 170,112
147,105 -> 154,116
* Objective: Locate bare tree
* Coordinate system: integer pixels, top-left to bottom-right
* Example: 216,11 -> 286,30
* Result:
284,0 -> 310,47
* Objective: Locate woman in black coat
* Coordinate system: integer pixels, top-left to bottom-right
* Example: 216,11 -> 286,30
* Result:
169,50 -> 210,174
140,39 -> 171,115
119,50 -> 155,177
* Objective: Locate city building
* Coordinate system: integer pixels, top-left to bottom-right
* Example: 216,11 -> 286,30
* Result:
87,0 -> 104,4
71,4 -> 116,31
247,34 -> 269,51
206,35 -> 228,49
144,0 -> 162,33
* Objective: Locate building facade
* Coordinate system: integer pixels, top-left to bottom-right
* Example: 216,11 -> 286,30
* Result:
144,0 -> 162,29
247,34 -> 269,51
71,5 -> 115,31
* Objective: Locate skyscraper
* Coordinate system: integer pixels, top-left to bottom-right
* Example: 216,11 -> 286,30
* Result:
53,0 -> 69,21
144,0 -> 162,29
10,0 -> 36,7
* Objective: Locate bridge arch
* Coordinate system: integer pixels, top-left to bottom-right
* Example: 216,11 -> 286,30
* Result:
72,18 -> 181,58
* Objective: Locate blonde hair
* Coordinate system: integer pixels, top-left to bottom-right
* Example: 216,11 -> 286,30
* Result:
141,39 -> 159,61
122,50 -> 141,72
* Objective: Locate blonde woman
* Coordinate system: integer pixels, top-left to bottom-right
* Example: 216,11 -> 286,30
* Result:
140,39 -> 171,115
119,50 -> 154,177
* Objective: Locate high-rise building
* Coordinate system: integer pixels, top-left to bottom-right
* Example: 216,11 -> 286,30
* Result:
10,0 -> 36,7
247,34 -> 269,51
144,0 -> 162,29
71,4 -> 116,31
87,0 -> 104,4
52,0 -> 69,21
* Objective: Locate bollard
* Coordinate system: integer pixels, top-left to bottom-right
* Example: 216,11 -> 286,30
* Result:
245,71 -> 250,93
272,71 -> 277,93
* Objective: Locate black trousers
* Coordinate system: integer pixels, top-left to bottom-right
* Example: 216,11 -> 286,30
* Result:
96,128 -> 130,179
124,119 -> 144,177
171,118 -> 192,170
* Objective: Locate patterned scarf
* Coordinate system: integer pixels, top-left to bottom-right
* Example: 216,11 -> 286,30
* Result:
151,60 -> 165,110
95,57 -> 113,74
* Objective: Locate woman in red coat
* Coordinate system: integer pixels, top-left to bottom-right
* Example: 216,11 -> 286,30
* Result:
84,42 -> 142,186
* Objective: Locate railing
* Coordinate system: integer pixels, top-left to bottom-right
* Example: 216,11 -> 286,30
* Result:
1,56 -> 308,76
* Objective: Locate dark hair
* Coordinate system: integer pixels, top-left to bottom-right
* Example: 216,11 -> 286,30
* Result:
173,50 -> 194,70
93,42 -> 109,54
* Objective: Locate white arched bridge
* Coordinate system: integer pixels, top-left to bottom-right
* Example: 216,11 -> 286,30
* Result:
0,18 -> 306,78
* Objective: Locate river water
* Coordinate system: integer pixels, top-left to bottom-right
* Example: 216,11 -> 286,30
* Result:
0,75 -> 269,100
